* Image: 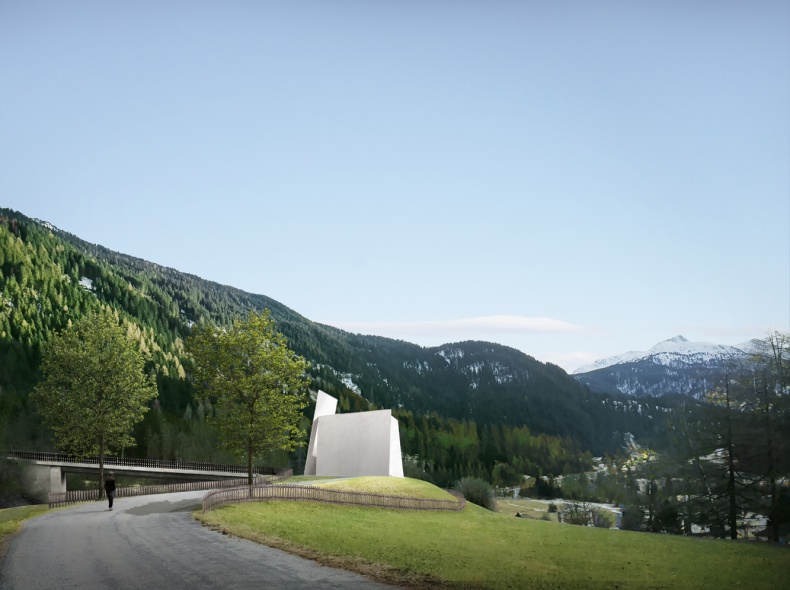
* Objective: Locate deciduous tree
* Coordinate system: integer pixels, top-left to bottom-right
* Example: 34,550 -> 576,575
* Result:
186,310 -> 310,486
32,312 -> 157,496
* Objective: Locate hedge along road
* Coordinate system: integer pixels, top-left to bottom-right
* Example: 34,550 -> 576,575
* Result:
0,490 -> 396,590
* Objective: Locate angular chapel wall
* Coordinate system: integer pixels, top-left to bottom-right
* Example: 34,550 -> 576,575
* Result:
304,390 -> 403,477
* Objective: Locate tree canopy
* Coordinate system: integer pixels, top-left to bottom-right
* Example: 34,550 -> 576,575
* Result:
31,312 -> 157,493
186,310 -> 310,485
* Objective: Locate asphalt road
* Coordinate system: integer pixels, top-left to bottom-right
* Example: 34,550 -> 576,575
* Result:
0,491 -> 396,590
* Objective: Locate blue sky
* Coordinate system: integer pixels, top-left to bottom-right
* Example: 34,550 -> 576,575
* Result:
2,1 -> 788,371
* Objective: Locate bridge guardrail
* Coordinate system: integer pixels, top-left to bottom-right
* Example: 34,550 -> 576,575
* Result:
202,483 -> 466,513
5,450 -> 281,475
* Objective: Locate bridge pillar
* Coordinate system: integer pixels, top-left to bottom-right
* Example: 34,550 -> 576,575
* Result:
50,466 -> 66,493
16,462 -> 64,504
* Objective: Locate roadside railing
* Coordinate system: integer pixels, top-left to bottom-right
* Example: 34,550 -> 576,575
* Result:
202,483 -> 466,513
48,470 -> 293,508
6,450 -> 282,475
49,478 -> 244,509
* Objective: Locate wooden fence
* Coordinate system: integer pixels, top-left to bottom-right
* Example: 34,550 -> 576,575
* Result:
48,470 -> 293,509
202,483 -> 466,513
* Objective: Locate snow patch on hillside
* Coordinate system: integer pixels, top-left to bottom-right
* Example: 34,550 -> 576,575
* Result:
463,361 -> 484,376
436,347 -> 465,364
32,218 -> 58,232
403,360 -> 432,375
490,361 -> 515,384
340,373 -> 361,395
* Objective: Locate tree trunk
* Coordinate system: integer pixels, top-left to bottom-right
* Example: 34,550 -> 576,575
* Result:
646,480 -> 656,532
681,403 -> 726,534
760,373 -> 780,543
726,439 -> 737,539
248,443 -> 253,496
98,438 -> 105,501
724,379 -> 738,540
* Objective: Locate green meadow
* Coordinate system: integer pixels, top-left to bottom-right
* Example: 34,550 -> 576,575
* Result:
196,477 -> 789,589
0,505 -> 48,537
0,505 -> 49,558
316,475 -> 458,499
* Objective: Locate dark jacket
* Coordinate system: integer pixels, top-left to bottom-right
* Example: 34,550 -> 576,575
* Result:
104,477 -> 116,495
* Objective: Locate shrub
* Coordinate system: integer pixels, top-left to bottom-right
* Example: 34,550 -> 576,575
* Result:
454,477 -> 495,511
620,504 -> 644,531
492,463 -> 521,487
547,502 -> 558,513
560,501 -> 592,525
534,478 -> 559,499
654,499 -> 681,534
403,461 -> 435,484
590,508 -> 613,528
519,478 -> 559,500
558,502 -> 613,528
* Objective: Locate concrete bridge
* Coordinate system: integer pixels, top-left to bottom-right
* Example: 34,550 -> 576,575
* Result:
5,450 -> 275,503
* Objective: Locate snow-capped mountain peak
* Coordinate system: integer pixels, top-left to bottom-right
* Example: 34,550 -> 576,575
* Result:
572,335 -> 760,397
571,350 -> 643,374
573,336 -> 746,375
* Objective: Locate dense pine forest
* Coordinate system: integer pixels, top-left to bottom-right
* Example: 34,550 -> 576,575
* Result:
0,209 -> 713,486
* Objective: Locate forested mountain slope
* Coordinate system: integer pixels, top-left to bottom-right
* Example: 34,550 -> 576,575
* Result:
0,208 -> 666,483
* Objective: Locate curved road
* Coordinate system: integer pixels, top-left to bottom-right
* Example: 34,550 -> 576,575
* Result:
0,491 -> 395,589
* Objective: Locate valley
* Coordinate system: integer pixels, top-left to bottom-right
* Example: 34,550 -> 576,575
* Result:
0,208 -> 787,542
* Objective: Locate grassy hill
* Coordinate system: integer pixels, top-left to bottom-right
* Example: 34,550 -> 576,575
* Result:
316,475 -> 457,500
196,477 -> 789,589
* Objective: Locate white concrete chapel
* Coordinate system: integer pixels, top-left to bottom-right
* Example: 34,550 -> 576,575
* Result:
304,390 -> 404,477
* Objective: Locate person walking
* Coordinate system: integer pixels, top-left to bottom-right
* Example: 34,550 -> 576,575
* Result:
104,473 -> 116,511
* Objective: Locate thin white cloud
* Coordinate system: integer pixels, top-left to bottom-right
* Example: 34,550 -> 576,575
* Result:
676,325 -> 780,341
321,315 -> 581,338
